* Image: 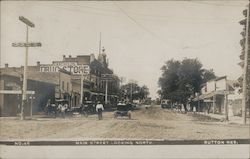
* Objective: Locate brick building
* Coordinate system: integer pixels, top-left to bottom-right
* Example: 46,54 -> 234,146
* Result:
57,52 -> 120,104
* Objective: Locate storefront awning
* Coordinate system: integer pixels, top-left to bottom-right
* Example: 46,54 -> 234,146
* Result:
193,91 -> 225,101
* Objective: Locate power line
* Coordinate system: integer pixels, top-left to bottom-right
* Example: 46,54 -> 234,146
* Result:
19,3 -> 244,23
113,2 -> 180,48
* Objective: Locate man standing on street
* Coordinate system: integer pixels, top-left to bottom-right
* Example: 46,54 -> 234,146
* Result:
96,101 -> 104,120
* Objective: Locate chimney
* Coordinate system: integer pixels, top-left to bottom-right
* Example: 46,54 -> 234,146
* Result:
69,55 -> 72,58
37,61 -> 40,66
5,63 -> 8,68
63,55 -> 66,60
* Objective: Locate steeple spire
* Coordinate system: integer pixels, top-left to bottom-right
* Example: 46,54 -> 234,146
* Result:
99,32 -> 102,55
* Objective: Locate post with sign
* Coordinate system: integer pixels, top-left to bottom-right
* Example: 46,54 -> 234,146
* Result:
12,16 -> 41,120
101,74 -> 113,105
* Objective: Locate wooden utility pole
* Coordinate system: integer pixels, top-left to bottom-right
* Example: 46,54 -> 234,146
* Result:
80,73 -> 84,105
242,4 -> 249,125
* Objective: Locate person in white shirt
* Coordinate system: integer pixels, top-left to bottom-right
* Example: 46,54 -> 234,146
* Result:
96,101 -> 104,120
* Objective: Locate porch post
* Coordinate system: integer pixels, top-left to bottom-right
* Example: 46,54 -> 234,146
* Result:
224,92 -> 228,121
213,95 -> 216,114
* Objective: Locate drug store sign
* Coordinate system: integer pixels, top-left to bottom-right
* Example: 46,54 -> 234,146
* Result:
40,62 -> 90,75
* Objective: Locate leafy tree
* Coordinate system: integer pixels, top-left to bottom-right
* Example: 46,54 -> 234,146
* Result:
202,69 -> 217,83
158,58 -> 216,111
120,82 -> 149,101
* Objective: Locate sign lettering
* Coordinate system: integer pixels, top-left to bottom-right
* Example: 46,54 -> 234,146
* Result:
40,62 -> 90,75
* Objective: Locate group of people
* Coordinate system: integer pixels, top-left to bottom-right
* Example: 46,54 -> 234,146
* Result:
45,99 -> 105,120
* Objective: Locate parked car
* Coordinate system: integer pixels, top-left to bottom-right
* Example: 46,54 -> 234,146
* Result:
82,101 -> 95,114
161,99 -> 172,109
114,102 -> 132,119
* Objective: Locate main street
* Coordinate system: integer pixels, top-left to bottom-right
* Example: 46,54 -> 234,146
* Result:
0,105 -> 249,140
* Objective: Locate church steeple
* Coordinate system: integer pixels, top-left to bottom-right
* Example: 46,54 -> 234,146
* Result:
98,47 -> 108,67
97,33 -> 108,68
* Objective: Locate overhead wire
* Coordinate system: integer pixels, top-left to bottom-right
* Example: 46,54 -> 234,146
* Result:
67,3 -> 244,24
113,2 -> 181,48
20,2 -> 246,50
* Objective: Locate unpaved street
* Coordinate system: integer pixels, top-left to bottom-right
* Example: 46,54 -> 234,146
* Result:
0,106 -> 249,140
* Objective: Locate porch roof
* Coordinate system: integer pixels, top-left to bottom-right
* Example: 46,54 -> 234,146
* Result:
193,91 -> 225,101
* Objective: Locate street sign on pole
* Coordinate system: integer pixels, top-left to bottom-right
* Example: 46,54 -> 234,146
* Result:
101,74 -> 113,81
19,16 -> 35,27
13,16 -> 39,120
12,42 -> 42,47
0,90 -> 35,95
101,74 -> 113,104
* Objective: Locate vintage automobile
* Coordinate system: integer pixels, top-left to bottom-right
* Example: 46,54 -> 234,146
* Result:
114,102 -> 132,119
81,100 -> 96,116
44,99 -> 70,118
69,101 -> 95,117
161,99 -> 172,109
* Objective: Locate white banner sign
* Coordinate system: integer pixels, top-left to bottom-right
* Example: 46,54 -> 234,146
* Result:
0,90 -> 35,95
40,62 -> 90,75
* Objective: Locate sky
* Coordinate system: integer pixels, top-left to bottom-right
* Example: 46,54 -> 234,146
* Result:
0,0 -> 248,99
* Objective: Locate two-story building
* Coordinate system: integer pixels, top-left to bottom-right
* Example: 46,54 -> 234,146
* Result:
193,76 -> 236,115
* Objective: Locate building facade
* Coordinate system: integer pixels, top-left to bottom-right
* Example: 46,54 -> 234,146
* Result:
0,51 -> 120,116
193,76 -> 241,116
0,64 -> 72,116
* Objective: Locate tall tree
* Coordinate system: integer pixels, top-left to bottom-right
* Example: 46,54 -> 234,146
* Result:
120,82 -> 149,101
202,69 -> 217,83
158,58 -> 216,111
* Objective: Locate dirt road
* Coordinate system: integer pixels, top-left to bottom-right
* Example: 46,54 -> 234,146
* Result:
0,106 -> 249,140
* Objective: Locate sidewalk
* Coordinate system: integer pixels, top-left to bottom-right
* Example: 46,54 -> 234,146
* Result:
196,112 -> 250,125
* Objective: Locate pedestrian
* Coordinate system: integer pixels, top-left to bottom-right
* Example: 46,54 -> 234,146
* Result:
96,101 -> 104,120
63,102 -> 69,116
58,103 -> 66,118
193,106 -> 197,114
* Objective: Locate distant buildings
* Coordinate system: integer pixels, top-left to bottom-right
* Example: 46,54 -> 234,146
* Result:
0,51 -> 120,116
